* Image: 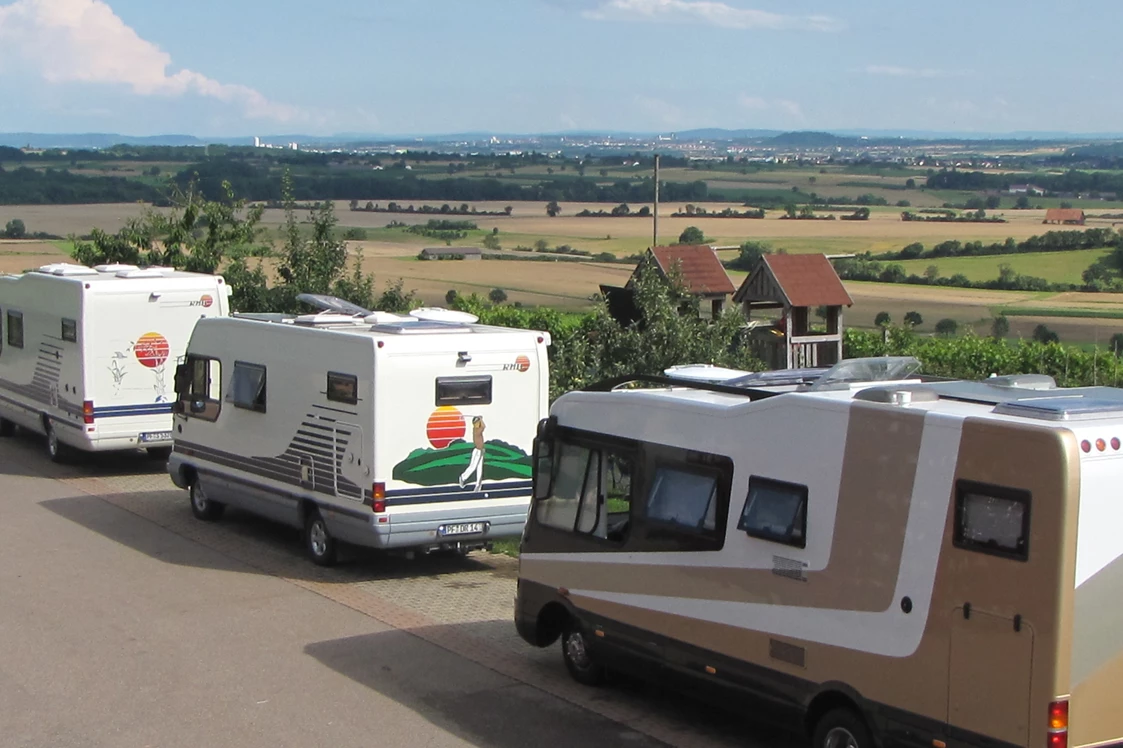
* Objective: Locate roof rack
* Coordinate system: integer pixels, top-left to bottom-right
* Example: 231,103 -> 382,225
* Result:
583,373 -> 782,401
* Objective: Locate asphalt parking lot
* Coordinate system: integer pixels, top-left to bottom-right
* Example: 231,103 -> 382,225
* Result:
0,432 -> 795,748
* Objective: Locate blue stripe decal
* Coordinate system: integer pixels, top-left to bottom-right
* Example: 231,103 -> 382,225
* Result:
384,485 -> 532,507
94,404 -> 174,417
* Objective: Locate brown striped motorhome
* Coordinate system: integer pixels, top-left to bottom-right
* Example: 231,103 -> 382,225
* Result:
514,358 -> 1123,748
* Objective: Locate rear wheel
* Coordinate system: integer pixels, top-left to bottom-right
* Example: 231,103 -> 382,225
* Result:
561,620 -> 606,686
189,481 -> 225,521
0,417 -> 15,437
44,421 -> 68,463
811,708 -> 872,748
304,509 -> 337,566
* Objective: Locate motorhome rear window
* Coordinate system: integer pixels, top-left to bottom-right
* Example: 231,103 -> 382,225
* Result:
326,372 -> 358,405
232,361 -> 267,412
738,477 -> 808,549
954,481 -> 1030,561
6,311 -> 23,349
436,376 -> 492,406
61,318 -> 77,342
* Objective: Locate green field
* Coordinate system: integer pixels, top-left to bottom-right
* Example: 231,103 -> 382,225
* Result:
897,248 -> 1112,285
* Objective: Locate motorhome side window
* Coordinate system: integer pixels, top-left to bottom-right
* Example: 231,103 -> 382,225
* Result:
326,372 -> 358,405
61,318 -> 77,342
536,438 -> 634,542
738,477 -> 808,549
641,447 -> 731,551
954,480 -> 1030,561
436,376 -> 492,406
176,357 -> 222,421
6,310 -> 23,349
231,361 -> 267,413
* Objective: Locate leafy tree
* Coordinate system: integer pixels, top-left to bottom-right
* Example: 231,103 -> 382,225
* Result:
992,315 -> 1010,339
903,311 -> 923,327
533,239 -> 549,252
3,218 -> 26,239
1111,332 -> 1123,356
725,241 -> 771,271
935,318 -> 959,336
985,195 -> 1001,210
1015,195 -> 1031,209
924,265 -> 940,281
874,311 -> 892,327
905,178 -> 916,189
482,233 -> 501,251
545,200 -> 561,217
677,226 -> 705,245
1033,324 -> 1060,344
445,289 -> 458,306
489,288 -> 508,304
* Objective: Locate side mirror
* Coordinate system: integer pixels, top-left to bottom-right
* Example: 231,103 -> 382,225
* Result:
532,436 -> 554,501
171,400 -> 185,415
536,415 -> 557,441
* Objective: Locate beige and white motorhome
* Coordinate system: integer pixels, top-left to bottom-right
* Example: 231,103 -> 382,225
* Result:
515,358 -> 1122,748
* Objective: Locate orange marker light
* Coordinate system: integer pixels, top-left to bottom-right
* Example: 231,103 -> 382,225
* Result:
1047,699 -> 1068,748
372,482 -> 386,513
82,400 -> 95,425
1097,438 -> 1107,452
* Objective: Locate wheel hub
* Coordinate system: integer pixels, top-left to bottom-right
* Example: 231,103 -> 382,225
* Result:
566,632 -> 591,669
310,522 -> 327,555
824,727 -> 859,748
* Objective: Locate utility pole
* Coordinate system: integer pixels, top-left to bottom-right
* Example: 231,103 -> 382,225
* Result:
652,154 -> 659,248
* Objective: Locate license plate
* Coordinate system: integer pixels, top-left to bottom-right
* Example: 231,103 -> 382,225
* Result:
139,431 -> 172,443
439,522 -> 487,537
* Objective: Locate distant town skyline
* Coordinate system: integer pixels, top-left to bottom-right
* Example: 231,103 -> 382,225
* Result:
1,0 -> 1120,138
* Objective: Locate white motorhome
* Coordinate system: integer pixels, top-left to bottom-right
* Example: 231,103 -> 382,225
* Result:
516,358 -> 1123,748
167,296 -> 551,566
0,263 -> 230,461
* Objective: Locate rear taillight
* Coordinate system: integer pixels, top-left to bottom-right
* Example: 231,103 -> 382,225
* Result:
1048,698 -> 1069,748
83,400 -> 95,425
372,482 -> 385,513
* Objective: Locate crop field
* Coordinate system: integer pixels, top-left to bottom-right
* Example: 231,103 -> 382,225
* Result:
895,248 -> 1113,285
4,198 -> 1123,344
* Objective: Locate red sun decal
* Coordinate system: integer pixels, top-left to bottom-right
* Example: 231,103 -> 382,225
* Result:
426,406 -> 466,449
200,294 -> 214,308
514,355 -> 531,373
134,332 -> 170,369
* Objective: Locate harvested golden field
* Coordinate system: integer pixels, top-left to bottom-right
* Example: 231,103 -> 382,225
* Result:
0,240 -> 71,274
0,203 -> 152,236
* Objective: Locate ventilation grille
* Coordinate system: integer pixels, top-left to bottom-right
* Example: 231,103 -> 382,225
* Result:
772,555 -> 807,582
769,638 -> 806,668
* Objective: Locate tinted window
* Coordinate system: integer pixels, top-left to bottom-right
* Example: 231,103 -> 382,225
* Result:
646,467 -> 719,531
738,477 -> 808,548
436,376 -> 492,406
6,311 -> 23,349
232,361 -> 267,412
61,318 -> 77,342
954,480 -> 1029,561
327,372 -> 358,404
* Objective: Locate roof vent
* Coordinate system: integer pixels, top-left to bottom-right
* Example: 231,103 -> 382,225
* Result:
409,307 -> 479,324
36,263 -> 98,276
293,312 -> 367,326
116,267 -> 173,278
986,373 -> 1056,390
94,263 -> 139,273
854,386 -> 939,405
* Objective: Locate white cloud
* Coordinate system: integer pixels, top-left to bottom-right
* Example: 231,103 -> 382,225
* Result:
0,0 -> 304,122
583,0 -> 843,32
862,65 -> 969,79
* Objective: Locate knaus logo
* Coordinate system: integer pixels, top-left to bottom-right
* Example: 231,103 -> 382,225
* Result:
502,355 -> 531,373
189,295 -> 214,308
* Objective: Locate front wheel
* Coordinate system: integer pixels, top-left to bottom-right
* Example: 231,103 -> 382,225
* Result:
189,481 -> 225,521
561,622 -> 606,686
304,510 -> 338,566
811,708 -> 872,748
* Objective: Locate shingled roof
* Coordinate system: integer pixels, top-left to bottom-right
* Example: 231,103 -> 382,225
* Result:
643,245 -> 736,295
1044,208 -> 1085,223
733,253 -> 853,308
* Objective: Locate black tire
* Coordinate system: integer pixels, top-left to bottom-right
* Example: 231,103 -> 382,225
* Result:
189,481 -> 225,521
811,708 -> 873,748
146,446 -> 173,461
44,421 -> 68,463
0,417 -> 15,437
303,509 -> 338,566
561,620 -> 606,686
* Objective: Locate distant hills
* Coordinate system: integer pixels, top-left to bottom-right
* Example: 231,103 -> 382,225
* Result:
2,128 -> 1121,151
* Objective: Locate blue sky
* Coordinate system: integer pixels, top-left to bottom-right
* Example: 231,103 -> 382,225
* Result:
0,0 -> 1120,137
